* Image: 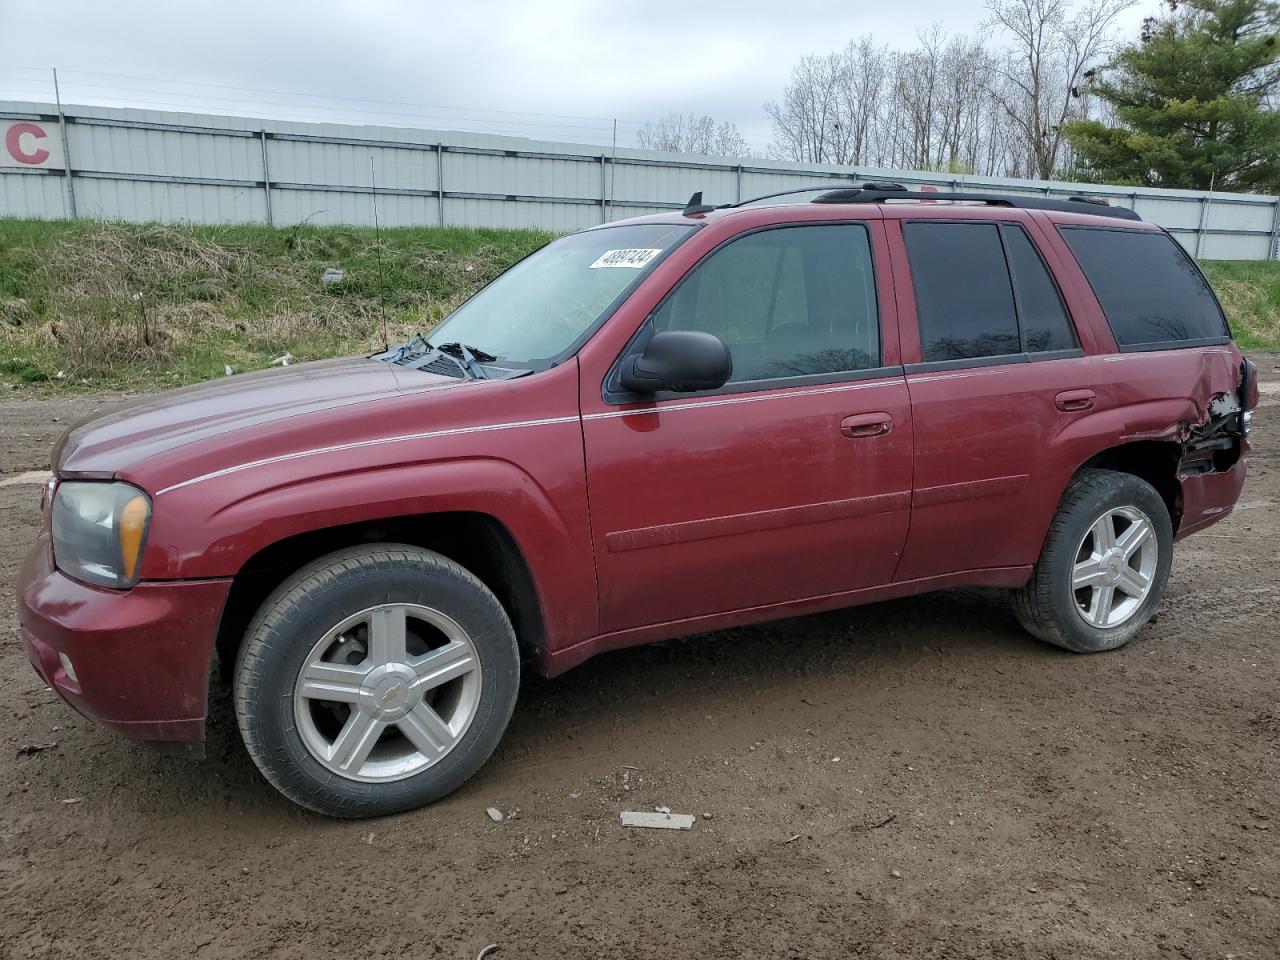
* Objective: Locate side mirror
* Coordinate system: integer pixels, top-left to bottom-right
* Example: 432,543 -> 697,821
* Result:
619,330 -> 733,394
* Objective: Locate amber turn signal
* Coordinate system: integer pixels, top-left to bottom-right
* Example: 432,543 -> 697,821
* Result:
118,494 -> 151,581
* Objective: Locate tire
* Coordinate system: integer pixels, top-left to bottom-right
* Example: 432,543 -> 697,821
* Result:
234,544 -> 519,818
1013,469 -> 1173,654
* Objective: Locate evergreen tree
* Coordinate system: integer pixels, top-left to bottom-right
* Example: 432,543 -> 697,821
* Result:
1065,0 -> 1280,190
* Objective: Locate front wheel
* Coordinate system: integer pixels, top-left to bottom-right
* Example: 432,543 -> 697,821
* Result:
234,544 -> 520,818
1013,469 -> 1173,653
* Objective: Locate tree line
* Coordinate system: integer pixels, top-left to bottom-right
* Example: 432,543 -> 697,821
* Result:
638,0 -> 1280,192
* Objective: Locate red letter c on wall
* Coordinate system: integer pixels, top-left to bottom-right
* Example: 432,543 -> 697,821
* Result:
5,123 -> 51,165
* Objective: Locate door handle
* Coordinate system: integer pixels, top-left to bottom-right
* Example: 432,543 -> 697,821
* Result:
1055,389 -> 1096,412
840,412 -> 893,438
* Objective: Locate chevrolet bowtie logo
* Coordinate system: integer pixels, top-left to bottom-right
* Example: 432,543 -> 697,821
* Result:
381,684 -> 402,702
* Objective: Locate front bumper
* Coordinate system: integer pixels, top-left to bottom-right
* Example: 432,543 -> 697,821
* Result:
16,534 -> 232,743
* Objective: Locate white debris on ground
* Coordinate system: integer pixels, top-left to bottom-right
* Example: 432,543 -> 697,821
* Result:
620,811 -> 696,830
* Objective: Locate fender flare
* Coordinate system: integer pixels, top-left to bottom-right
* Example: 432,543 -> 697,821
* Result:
144,456 -> 598,645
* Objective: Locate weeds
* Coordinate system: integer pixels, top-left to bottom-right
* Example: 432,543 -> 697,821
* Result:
1199,261 -> 1280,353
0,219 -> 550,388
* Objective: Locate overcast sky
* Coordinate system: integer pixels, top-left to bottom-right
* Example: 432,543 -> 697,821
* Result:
2,0 -> 1159,151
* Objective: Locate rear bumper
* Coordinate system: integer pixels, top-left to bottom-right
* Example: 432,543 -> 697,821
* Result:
1176,459 -> 1248,540
15,534 -> 232,743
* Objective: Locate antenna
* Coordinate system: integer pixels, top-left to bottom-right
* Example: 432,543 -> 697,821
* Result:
681,191 -> 716,216
370,156 -> 390,352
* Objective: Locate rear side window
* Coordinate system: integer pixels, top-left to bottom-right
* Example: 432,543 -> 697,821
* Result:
1060,227 -> 1229,348
904,222 -> 1020,362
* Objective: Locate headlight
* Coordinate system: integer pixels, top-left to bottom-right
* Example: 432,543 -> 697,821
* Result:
51,482 -> 152,589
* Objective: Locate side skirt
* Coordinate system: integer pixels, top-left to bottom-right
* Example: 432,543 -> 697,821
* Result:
540,565 -> 1033,676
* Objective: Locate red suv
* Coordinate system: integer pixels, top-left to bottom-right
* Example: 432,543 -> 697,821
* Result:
16,185 -> 1258,817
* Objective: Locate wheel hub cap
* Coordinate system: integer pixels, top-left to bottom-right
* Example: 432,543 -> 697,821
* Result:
1101,549 -> 1124,584
362,664 -> 419,721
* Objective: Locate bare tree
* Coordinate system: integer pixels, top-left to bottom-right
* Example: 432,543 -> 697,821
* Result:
837,37 -> 889,166
765,29 -> 1030,177
985,0 -> 1136,178
636,113 -> 750,158
765,52 -> 850,163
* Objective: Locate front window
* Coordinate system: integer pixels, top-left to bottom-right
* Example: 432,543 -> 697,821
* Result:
424,222 -> 695,368
651,223 -> 881,383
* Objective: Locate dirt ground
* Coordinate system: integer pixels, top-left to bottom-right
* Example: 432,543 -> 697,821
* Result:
1,363 -> 1278,960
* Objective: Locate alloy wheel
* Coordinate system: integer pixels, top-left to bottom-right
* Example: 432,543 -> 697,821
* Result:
292,603 -> 482,782
1071,506 -> 1159,629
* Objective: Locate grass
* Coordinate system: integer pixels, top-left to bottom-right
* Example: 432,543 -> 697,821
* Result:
0,219 -> 552,389
1,220 -> 1277,391
1199,261 -> 1280,353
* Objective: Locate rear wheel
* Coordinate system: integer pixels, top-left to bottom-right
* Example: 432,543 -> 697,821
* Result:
1013,469 -> 1173,653
234,544 -> 519,818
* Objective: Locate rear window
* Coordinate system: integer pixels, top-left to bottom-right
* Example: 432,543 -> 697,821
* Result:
1059,228 -> 1229,349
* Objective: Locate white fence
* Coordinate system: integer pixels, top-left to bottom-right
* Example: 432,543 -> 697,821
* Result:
3,100 -> 1279,260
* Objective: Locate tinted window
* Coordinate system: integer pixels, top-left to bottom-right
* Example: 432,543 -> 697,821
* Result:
1003,225 -> 1077,352
652,224 -> 879,382
904,222 -> 1020,362
1060,228 -> 1229,347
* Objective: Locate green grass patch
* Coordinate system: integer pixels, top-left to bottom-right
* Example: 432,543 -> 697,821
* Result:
0,219 -> 551,390
1199,260 -> 1280,353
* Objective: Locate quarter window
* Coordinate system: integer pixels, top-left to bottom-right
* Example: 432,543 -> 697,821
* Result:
651,224 -> 880,383
1060,227 -> 1229,348
1003,225 -> 1077,353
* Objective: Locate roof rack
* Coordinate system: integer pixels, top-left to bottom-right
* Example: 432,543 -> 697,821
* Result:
725,182 -> 906,209
811,187 -> 1142,221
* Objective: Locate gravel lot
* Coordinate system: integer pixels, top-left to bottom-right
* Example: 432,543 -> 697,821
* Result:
2,365 -> 1278,960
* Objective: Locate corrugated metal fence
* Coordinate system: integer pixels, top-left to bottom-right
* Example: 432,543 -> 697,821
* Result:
3,100 -> 1279,260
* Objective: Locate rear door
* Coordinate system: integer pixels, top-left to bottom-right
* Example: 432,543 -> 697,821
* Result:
580,218 -> 913,634
889,215 -> 1097,580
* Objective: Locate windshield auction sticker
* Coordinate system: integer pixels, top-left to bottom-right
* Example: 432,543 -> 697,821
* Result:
589,248 -> 663,269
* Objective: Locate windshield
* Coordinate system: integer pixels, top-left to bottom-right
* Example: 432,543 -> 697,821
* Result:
425,222 -> 695,366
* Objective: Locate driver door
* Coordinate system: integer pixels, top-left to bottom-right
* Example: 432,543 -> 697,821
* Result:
580,220 -> 913,634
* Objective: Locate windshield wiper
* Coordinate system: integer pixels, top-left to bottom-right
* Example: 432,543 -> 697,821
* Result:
375,334 -> 434,365
436,342 -> 496,379
376,336 -> 503,381
437,342 -> 497,363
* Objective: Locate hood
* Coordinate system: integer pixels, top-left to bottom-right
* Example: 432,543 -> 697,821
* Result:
53,356 -> 462,476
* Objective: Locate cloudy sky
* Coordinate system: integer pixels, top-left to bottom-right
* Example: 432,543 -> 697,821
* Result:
2,0 -> 1159,151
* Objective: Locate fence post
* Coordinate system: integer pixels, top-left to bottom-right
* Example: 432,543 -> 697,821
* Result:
736,164 -> 743,203
258,131 -> 273,226
51,69 -> 77,220
436,143 -> 445,227
1195,195 -> 1210,259
1269,197 -> 1280,261
600,154 -> 608,224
